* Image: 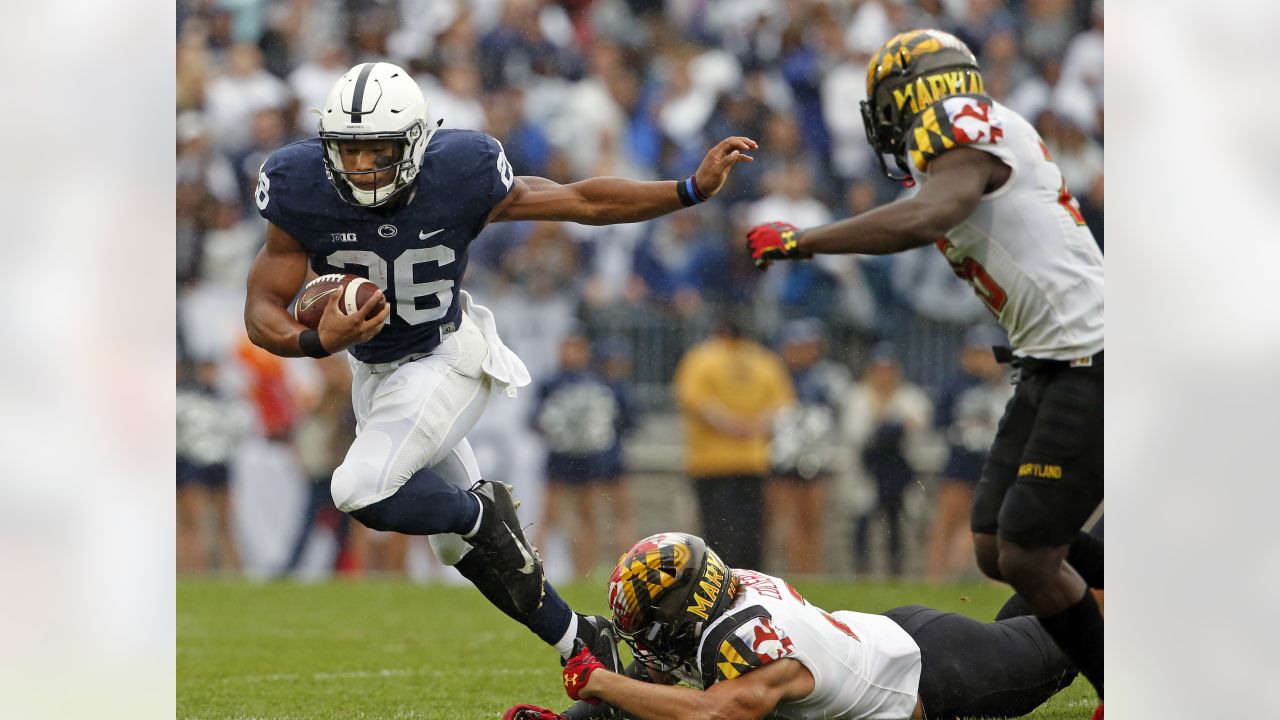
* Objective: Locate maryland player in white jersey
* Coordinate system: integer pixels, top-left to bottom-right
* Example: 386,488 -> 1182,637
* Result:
745,29 -> 1104,711
909,92 -> 1104,360
502,532 -> 1080,720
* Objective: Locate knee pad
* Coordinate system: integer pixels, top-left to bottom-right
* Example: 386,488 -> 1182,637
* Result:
331,429 -> 397,513
429,532 -> 472,566
330,463 -> 366,514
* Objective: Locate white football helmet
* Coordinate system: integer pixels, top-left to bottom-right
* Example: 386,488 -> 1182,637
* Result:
316,62 -> 439,207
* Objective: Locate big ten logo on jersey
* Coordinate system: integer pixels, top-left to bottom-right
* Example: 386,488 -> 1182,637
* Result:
750,617 -> 795,662
330,232 -> 357,243
934,237 -> 1008,315
736,570 -> 783,601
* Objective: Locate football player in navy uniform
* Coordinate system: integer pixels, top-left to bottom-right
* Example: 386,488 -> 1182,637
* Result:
243,62 -> 756,672
745,30 -> 1104,712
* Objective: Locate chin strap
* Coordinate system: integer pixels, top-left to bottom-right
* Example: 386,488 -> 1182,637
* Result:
347,119 -> 442,206
348,180 -> 399,206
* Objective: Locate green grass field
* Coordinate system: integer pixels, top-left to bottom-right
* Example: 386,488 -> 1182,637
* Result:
178,577 -> 1095,719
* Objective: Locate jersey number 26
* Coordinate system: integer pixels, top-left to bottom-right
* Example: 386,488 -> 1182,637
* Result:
325,247 -> 454,325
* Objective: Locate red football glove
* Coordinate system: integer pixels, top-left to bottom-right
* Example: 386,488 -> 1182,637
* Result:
501,704 -> 566,720
562,640 -> 606,705
747,221 -> 811,270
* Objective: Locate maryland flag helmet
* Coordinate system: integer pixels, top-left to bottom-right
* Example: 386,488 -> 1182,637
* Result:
860,29 -> 986,180
608,532 -> 737,672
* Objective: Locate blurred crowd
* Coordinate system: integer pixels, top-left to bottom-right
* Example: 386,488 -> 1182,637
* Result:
176,0 -> 1103,581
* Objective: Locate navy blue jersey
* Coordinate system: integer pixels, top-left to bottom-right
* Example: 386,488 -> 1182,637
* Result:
256,130 -> 515,363
532,370 -> 632,480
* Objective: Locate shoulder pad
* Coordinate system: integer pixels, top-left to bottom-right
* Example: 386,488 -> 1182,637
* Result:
907,95 -> 1004,174
423,130 -> 514,216
255,139 -> 327,228
698,605 -> 796,687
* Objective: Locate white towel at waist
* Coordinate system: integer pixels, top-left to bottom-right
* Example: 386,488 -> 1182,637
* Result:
460,290 -> 531,398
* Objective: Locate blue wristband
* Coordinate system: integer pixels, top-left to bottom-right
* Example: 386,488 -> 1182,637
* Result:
684,176 -> 706,204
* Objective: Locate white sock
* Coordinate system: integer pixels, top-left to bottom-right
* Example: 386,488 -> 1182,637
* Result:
461,493 -> 484,539
554,613 -> 580,658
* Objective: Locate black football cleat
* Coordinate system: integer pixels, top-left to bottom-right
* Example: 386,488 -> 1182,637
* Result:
559,615 -> 623,720
468,480 -> 545,614
577,614 -> 622,674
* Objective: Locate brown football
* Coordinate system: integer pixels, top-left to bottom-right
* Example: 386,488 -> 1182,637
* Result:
292,273 -> 384,330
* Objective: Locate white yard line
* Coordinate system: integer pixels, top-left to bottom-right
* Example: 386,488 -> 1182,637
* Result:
224,666 -> 552,684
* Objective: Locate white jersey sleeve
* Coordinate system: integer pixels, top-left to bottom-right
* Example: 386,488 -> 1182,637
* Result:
696,570 -> 921,719
906,95 -> 1104,361
700,611 -> 798,684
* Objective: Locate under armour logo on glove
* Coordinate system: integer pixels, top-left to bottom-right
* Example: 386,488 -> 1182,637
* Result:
562,639 -> 606,705
746,221 -> 811,269
501,704 -> 567,720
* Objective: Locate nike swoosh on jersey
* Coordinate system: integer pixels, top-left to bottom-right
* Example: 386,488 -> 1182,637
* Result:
419,228 -> 445,240
299,287 -> 340,312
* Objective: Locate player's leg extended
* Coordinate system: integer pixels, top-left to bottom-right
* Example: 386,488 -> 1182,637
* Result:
885,604 -> 1077,719
393,402 -> 619,677
332,321 -> 544,611
423,439 -> 586,653
332,334 -> 488,533
995,366 -> 1104,698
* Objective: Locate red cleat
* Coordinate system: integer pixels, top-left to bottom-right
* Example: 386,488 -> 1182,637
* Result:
1091,702 -> 1103,720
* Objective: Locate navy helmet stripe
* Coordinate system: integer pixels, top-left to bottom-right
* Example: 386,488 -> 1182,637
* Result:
349,63 -> 375,122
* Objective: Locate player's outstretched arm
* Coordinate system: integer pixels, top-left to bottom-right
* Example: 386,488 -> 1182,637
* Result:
571,657 -> 813,720
489,136 -> 756,226
244,222 -> 388,357
747,147 -> 1004,267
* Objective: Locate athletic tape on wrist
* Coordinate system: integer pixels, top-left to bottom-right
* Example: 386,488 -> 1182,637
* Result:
299,329 -> 331,358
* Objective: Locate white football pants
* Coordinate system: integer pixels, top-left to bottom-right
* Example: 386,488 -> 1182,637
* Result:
331,314 -> 492,566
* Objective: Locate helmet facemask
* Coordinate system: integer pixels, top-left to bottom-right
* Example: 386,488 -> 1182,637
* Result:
860,90 -> 913,182
320,119 -> 435,207
620,618 -> 701,679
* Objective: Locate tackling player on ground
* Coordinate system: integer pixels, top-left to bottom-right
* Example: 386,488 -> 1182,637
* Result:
745,29 -> 1104,712
504,531 -> 1087,720
243,62 -> 755,672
